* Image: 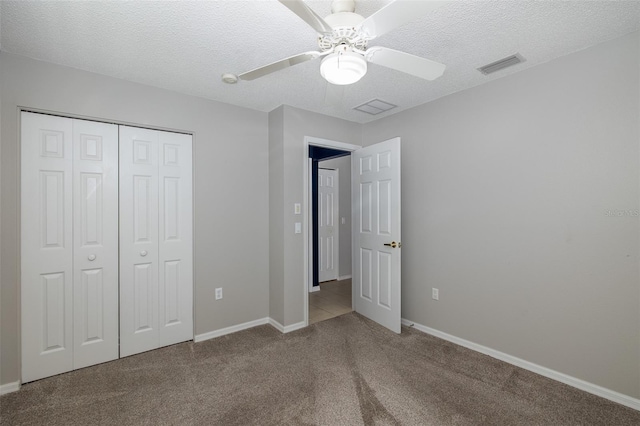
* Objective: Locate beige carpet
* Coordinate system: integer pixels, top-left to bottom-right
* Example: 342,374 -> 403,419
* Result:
2,312 -> 639,425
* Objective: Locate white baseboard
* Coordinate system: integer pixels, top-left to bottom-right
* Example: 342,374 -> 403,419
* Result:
338,275 -> 352,281
268,318 -> 307,334
0,381 -> 20,395
268,318 -> 285,332
309,286 -> 321,293
195,317 -> 308,343
283,321 -> 306,333
401,318 -> 640,412
195,317 -> 269,342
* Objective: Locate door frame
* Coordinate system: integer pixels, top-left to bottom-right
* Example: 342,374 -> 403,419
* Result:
302,136 -> 361,326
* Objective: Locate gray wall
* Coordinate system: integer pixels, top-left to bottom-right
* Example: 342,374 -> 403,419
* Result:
269,105 -> 361,326
3,31 -> 638,402
268,106 -> 285,325
362,32 -> 640,397
319,156 -> 352,278
0,53 -> 270,386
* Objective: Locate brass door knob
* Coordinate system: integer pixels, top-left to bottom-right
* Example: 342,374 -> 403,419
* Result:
383,241 -> 401,248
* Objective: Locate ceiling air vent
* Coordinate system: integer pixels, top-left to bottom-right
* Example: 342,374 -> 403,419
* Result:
478,53 -> 525,75
354,99 -> 397,115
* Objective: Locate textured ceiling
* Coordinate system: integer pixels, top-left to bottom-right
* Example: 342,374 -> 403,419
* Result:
1,0 -> 639,123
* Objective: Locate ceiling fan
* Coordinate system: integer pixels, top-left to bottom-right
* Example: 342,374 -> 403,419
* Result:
225,0 -> 446,86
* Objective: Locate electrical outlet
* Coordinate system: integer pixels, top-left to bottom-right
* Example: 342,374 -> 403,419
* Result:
215,288 -> 223,300
432,288 -> 439,300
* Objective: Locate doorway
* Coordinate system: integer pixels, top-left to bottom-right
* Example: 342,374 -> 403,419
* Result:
303,136 -> 403,333
310,158 -> 353,324
303,137 -> 361,327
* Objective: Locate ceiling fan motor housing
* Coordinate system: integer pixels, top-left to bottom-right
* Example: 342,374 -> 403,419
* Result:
331,0 -> 356,14
319,12 -> 367,51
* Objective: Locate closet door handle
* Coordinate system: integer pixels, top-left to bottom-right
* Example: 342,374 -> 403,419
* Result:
140,251 -> 148,257
88,254 -> 96,261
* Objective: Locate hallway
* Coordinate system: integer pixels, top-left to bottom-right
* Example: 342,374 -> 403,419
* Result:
309,278 -> 353,324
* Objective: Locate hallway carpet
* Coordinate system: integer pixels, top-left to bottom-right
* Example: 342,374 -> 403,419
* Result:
2,313 -> 639,425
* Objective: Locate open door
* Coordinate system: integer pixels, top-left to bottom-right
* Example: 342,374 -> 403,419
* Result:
352,137 -> 401,333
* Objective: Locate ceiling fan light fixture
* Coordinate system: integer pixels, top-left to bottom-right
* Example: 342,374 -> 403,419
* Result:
320,50 -> 367,85
221,73 -> 238,84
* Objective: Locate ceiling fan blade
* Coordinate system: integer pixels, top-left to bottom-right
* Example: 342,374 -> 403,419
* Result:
365,47 -> 445,80
359,0 -> 444,39
278,0 -> 333,35
238,51 -> 323,81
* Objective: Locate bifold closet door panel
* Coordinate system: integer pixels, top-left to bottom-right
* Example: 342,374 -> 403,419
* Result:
120,126 -> 193,357
158,131 -> 193,347
22,112 -> 119,382
119,126 -> 160,357
72,119 -> 119,369
21,112 -> 74,382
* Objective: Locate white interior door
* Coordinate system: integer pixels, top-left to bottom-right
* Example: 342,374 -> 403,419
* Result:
352,137 -> 401,333
158,131 -> 193,347
21,112 -> 74,382
72,119 -> 119,369
119,126 -> 160,357
318,168 -> 339,282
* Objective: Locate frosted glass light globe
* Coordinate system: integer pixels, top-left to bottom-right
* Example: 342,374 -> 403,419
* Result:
320,51 -> 367,85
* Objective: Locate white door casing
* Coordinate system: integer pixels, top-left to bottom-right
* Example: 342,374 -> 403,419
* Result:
21,113 -> 74,382
119,126 -> 193,357
318,168 -> 339,283
72,119 -> 119,369
352,138 -> 401,333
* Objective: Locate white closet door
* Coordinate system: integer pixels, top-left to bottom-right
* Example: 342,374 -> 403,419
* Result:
72,119 -> 119,369
21,112 -> 74,382
119,126 -> 160,357
158,132 -> 193,347
120,126 -> 193,357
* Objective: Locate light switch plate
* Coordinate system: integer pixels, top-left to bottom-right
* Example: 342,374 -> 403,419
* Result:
295,222 -> 302,234
294,203 -> 301,215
